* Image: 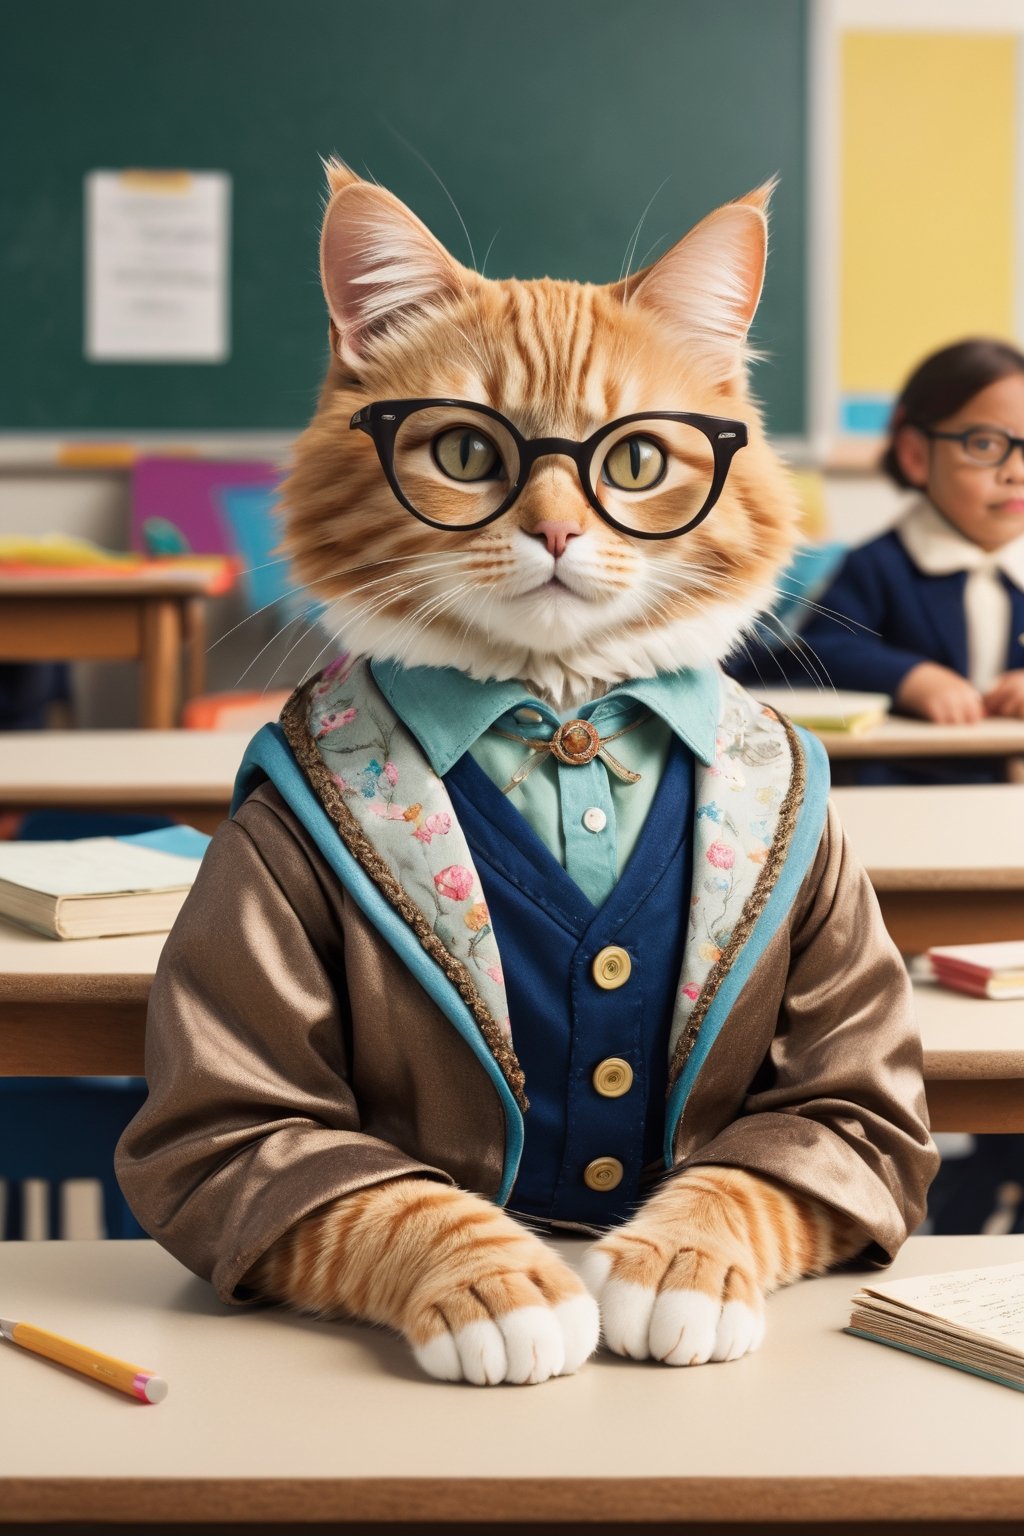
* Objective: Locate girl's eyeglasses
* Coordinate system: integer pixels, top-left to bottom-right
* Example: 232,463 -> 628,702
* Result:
350,399 -> 748,540
918,425 -> 1024,468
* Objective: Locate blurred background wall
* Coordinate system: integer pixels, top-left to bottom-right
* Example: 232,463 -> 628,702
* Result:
3,0 -> 1023,722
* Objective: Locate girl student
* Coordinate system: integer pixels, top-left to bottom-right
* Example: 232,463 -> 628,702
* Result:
794,337 -> 1024,786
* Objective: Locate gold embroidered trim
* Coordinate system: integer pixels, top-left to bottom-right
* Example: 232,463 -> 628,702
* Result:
280,678 -> 529,1112
667,709 -> 808,1094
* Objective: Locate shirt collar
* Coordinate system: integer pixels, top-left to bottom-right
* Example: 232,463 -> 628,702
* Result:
897,497 -> 1024,587
370,658 -> 720,776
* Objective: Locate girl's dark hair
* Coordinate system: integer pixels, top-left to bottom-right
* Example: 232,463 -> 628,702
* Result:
881,337 -> 1024,488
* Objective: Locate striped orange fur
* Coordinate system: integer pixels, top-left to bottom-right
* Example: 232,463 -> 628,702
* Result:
581,1166 -> 864,1365
248,163 -> 863,1382
248,1178 -> 599,1385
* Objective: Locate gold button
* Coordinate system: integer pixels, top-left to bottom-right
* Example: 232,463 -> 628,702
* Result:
593,1057 -> 634,1098
584,1156 -> 624,1192
592,945 -> 632,989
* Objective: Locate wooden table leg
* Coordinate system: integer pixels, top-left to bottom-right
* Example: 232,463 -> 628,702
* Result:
140,598 -> 182,729
182,596 -> 207,705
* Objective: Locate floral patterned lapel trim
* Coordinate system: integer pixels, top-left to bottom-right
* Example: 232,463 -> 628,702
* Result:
280,657 -> 525,1109
668,673 -> 806,1085
281,657 -> 804,1106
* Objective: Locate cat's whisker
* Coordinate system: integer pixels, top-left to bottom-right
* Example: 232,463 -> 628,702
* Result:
232,606 -> 317,689
750,614 -> 838,694
261,607 -> 337,692
618,176 -> 672,291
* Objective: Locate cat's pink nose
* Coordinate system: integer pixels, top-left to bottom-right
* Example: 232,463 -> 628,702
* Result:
532,520 -> 581,558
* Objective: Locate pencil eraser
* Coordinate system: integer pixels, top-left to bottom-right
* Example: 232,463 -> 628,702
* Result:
135,1373 -> 169,1404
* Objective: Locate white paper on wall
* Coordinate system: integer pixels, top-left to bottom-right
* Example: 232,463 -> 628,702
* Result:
85,170 -> 231,362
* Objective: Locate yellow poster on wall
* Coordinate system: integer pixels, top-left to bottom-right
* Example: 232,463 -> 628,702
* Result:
840,31 -> 1017,434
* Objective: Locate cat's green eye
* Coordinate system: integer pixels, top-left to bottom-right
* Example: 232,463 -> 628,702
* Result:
601,435 -> 666,492
432,427 -> 503,482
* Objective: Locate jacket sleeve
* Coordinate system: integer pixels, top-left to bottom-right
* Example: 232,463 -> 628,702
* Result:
680,800 -> 940,1263
796,545 -> 934,697
114,793 -> 453,1304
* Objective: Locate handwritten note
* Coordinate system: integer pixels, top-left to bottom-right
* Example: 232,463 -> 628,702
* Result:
858,1261 -> 1024,1352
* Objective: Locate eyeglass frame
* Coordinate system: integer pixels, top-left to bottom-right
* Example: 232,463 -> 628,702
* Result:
349,398 -> 748,540
916,424 -> 1024,468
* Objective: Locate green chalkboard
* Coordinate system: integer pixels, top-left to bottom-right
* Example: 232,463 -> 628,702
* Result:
2,0 -> 808,435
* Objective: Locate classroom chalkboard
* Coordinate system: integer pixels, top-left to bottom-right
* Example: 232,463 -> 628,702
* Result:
2,0 -> 808,437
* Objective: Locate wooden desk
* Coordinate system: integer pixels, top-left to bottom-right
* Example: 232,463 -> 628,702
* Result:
832,784 -> 1024,952
2,1235 -> 1023,1531
4,918 -> 1022,1139
0,920 -> 161,1075
0,564 -> 233,728
0,729 -> 249,835
915,977 -> 1024,1133
817,714 -> 1024,763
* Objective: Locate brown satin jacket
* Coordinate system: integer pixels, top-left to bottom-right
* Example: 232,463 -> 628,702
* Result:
115,668 -> 939,1304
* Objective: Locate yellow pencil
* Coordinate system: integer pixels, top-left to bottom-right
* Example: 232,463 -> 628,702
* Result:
0,1317 -> 168,1403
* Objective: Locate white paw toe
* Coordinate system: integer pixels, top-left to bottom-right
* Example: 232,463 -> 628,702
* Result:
413,1329 -> 463,1382
710,1299 -> 763,1363
599,1278 -> 657,1359
454,1318 -> 508,1385
579,1247 -> 613,1299
498,1306 -> 564,1384
649,1289 -> 720,1366
555,1292 -> 601,1374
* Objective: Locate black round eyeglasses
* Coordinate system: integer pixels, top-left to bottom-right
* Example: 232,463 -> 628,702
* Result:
349,398 -> 748,540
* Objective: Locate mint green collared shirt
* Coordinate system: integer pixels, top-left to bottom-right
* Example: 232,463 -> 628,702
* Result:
370,659 -> 719,906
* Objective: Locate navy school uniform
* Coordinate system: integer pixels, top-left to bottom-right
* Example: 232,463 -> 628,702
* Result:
727,514 -> 1024,786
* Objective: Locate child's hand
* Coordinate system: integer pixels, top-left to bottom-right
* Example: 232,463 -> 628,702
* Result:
983,671 -> 1024,719
895,662 -> 986,724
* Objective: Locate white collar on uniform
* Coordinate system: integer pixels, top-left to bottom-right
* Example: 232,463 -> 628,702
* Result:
895,497 -> 1024,589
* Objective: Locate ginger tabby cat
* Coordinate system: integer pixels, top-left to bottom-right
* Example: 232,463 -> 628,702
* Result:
117,158 -> 934,1387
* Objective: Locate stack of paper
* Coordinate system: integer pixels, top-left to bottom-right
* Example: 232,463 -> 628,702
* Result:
753,688 -> 891,735
927,941 -> 1024,1000
847,1261 -> 1024,1392
0,827 -> 209,940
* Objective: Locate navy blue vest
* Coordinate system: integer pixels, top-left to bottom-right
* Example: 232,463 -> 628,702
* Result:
444,737 -> 693,1228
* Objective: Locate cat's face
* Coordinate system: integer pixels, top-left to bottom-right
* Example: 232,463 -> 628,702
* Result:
283,161 -> 799,704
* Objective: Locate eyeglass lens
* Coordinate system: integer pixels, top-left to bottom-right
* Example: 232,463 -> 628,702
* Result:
389,406 -> 716,532
960,429 -> 1018,465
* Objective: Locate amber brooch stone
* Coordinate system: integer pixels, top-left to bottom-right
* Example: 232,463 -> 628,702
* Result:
550,718 -> 601,766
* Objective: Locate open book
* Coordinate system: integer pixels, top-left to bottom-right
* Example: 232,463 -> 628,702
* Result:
753,688 -> 891,735
0,826 -> 209,939
927,941 -> 1024,1000
847,1260 -> 1024,1392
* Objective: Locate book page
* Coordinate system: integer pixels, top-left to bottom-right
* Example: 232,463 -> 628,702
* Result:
0,837 -> 203,898
859,1261 -> 1024,1350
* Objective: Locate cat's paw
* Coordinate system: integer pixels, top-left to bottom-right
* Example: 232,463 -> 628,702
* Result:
580,1234 -> 765,1366
407,1264 -> 600,1386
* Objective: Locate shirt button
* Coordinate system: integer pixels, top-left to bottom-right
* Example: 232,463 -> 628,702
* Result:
592,945 -> 632,989
593,1057 -> 634,1097
582,806 -> 607,833
515,707 -> 544,724
584,1156 -> 624,1192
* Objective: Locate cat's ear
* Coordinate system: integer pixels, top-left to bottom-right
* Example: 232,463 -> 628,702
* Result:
611,181 -> 774,385
320,171 -> 474,374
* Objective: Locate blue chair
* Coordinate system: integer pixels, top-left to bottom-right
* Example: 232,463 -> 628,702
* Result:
1,1078 -> 148,1239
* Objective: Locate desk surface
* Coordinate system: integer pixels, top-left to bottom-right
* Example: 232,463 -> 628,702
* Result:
0,918 -> 162,1006
831,783 -> 1024,889
816,714 -> 1024,760
2,1235 -> 1023,1527
0,563 -> 233,597
0,729 -> 250,807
